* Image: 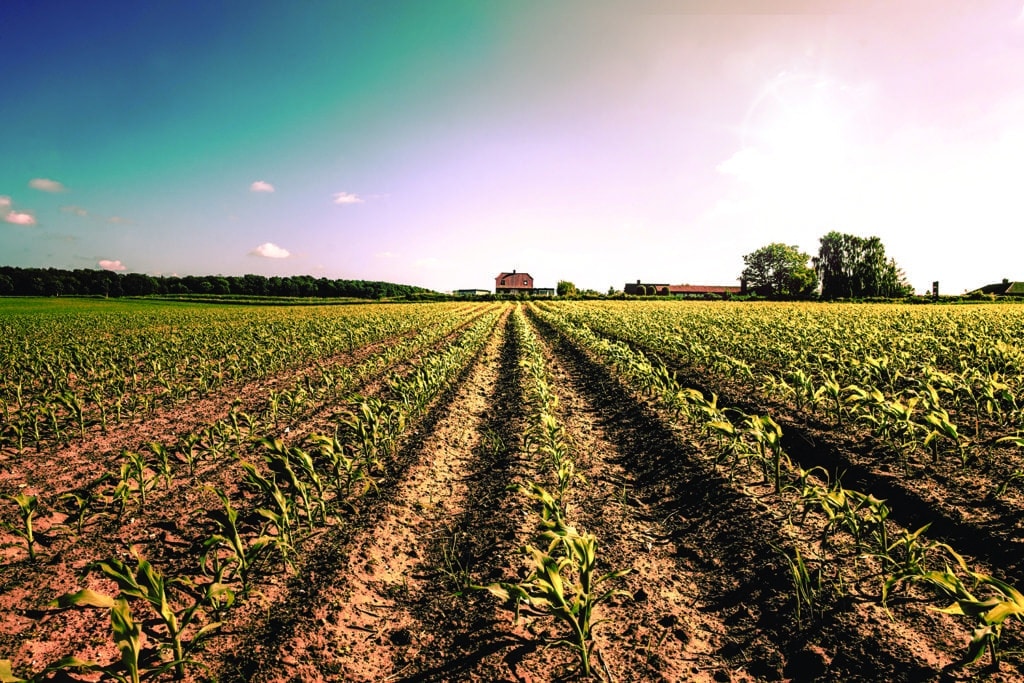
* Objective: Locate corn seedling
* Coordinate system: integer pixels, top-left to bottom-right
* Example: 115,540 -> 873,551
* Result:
56,390 -> 87,439
175,433 -> 202,476
89,553 -> 226,679
147,441 -> 175,489
44,593 -> 152,683
3,493 -> 39,561
911,569 -> 1024,666
923,408 -> 967,466
58,485 -> 107,537
308,432 -> 373,501
483,530 -> 630,677
993,469 -> 1024,499
240,461 -> 296,573
880,525 -> 966,605
46,553 -> 226,681
779,546 -> 824,624
202,487 -> 268,591
258,437 -> 325,529
120,450 -> 157,512
743,414 -> 787,494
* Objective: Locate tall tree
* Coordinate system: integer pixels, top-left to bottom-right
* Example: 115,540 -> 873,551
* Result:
740,243 -> 818,297
813,231 -> 912,299
557,280 -> 578,297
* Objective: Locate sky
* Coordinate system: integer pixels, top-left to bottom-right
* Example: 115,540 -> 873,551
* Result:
2,0 -> 1024,295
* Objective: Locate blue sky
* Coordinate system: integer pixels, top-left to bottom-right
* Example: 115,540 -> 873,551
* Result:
3,1 -> 1024,293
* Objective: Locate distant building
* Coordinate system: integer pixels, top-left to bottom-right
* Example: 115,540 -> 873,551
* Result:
495,270 -> 534,295
452,289 -> 490,297
624,280 -> 744,297
974,279 -> 1024,296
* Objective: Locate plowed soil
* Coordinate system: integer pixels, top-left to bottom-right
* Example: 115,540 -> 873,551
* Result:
2,303 -> 1022,682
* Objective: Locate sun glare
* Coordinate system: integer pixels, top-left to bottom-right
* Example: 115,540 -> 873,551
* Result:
743,72 -> 851,174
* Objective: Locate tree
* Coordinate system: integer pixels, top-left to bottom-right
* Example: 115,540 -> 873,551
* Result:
122,273 -> 158,296
813,231 -> 912,299
740,243 -> 817,298
557,280 -> 578,297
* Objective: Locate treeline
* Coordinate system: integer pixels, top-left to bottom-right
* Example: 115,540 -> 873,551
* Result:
741,230 -> 914,300
0,266 -> 434,299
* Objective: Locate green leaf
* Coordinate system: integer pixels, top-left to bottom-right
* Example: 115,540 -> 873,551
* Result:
0,659 -> 28,683
49,588 -> 116,609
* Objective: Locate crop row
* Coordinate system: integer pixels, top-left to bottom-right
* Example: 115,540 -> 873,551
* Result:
480,306 -> 629,677
539,301 -> 1024,490
530,302 -> 1024,671
0,302 -> 481,453
0,305 -> 502,682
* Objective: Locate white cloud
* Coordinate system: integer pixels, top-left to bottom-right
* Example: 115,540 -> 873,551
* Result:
0,196 -> 10,208
376,251 -> 399,259
98,259 -> 126,271
250,180 -> 275,193
4,210 -> 36,225
29,178 -> 66,193
333,191 -> 364,205
249,242 -> 291,258
61,205 -> 88,216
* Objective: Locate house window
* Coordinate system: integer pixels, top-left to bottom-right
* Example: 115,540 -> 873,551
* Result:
522,280 -> 528,286
500,279 -> 506,286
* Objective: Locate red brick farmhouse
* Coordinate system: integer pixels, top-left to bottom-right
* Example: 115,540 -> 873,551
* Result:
495,270 -> 534,294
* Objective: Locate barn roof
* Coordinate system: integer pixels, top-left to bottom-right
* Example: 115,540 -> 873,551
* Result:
667,284 -> 742,294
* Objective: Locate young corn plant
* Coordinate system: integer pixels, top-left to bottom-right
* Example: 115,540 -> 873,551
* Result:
3,493 -> 39,561
56,390 -> 87,440
789,465 -> 830,525
307,432 -> 373,502
240,461 -> 296,573
49,553 -> 228,681
338,397 -> 405,472
202,487 -> 269,592
923,408 -> 968,467
147,441 -> 175,489
120,450 -> 157,512
704,418 -> 744,473
817,482 -> 864,549
483,529 -> 630,677
743,414 -> 787,494
784,368 -> 825,413
778,546 -> 824,624
41,594 -> 151,683
910,569 -> 1024,667
58,483 -> 108,537
880,524 -> 966,605
257,437 -> 326,529
105,553 -> 229,677
175,432 -> 202,476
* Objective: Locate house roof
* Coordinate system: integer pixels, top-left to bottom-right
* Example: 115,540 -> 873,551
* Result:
667,284 -> 742,294
496,272 -> 532,279
978,281 -> 1024,295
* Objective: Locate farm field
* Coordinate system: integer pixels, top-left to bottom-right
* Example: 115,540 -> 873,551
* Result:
2,298 -> 1024,682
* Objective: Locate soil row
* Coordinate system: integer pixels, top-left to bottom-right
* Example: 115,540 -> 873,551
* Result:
5,301 -> 1021,681
0,306 -> 498,676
